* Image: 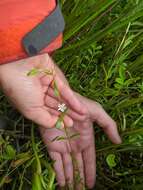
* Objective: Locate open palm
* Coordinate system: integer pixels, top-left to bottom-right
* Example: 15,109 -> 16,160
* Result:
40,120 -> 95,189
42,91 -> 121,189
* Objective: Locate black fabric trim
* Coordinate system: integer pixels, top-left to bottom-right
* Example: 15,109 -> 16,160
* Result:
22,1 -> 65,56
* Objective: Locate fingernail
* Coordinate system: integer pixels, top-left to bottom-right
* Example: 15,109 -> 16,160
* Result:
116,135 -> 122,144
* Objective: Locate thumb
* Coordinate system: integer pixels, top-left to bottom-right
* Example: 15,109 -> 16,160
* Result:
77,95 -> 122,144
91,104 -> 122,144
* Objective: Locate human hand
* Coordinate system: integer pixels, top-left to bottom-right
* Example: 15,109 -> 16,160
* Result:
0,54 -> 86,128
41,91 -> 121,189
46,89 -> 121,144
75,93 -> 122,144
40,119 -> 95,189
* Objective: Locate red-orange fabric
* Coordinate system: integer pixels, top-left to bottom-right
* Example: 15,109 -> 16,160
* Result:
0,0 -> 63,64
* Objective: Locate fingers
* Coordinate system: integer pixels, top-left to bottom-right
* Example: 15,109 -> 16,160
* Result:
93,106 -> 122,144
26,107 -> 58,128
83,146 -> 96,189
45,94 -> 59,108
73,153 -> 85,189
45,94 -> 87,121
62,153 -> 74,185
49,152 -> 66,187
49,152 -> 74,188
74,94 -> 122,144
49,151 -> 86,188
54,75 -> 87,115
40,75 -> 53,87
47,107 -> 73,127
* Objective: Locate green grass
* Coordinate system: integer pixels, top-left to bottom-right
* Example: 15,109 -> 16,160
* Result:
1,0 -> 143,189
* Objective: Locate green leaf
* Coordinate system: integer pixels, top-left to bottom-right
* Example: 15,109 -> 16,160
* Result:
61,1 -> 143,52
64,0 -> 117,40
27,68 -> 39,76
43,69 -> 53,75
5,145 -> 16,160
106,154 -> 117,168
115,78 -> 124,85
116,96 -> 143,109
114,83 -> 122,89
52,136 -> 67,142
122,35 -> 134,49
31,126 -> 42,174
55,119 -> 62,129
6,145 -> 16,157
69,133 -> 80,140
32,173 -> 42,190
119,63 -> 126,80
53,81 -> 60,98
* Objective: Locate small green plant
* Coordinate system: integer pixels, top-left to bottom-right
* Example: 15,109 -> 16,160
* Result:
27,68 -> 53,76
27,67 -> 85,189
106,153 -> 117,169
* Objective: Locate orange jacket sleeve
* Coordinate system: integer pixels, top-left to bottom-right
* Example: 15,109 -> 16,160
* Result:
0,0 -> 63,64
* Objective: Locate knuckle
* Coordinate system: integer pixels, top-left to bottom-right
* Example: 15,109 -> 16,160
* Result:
24,109 -> 35,120
112,120 -> 117,128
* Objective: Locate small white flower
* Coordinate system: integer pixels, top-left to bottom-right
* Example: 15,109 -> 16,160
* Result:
58,103 -> 67,113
